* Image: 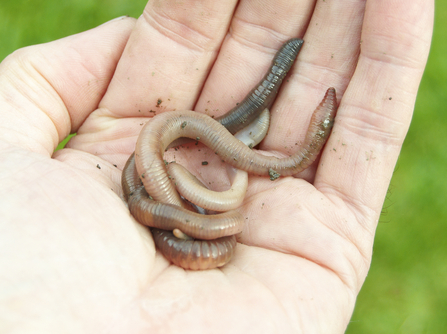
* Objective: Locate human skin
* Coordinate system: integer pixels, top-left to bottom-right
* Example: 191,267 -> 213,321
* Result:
0,0 -> 433,333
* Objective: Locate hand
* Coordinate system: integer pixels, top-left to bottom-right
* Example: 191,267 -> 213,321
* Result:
0,0 -> 433,332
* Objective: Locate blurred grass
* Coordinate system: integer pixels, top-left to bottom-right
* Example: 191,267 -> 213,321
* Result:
1,1 -> 445,332
0,0 -> 146,57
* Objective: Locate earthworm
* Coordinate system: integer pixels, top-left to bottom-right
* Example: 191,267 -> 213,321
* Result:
216,38 -> 304,134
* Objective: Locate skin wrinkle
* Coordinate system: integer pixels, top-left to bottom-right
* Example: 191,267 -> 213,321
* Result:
293,59 -> 350,85
361,47 -> 426,70
241,268 -> 293,330
342,95 -> 409,124
64,42 -> 104,85
299,250 -> 355,294
230,0 -> 314,38
287,64 -> 342,103
3,26 -> 129,153
306,241 -> 359,293
229,17 -> 294,49
69,58 -> 110,115
142,6 -> 221,52
161,68 -> 207,94
335,110 -> 407,145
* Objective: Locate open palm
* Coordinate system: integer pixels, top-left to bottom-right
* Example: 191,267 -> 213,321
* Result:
0,0 -> 432,332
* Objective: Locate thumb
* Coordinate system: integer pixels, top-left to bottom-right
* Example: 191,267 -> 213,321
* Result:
0,16 -> 135,155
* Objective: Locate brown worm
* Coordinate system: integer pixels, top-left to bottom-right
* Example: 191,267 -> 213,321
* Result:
216,38 -> 304,134
122,38 -> 337,270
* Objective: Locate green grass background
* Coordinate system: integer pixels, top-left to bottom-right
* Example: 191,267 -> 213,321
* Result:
1,1 -> 445,332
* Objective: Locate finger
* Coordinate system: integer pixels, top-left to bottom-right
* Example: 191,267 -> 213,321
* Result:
0,17 -> 135,155
317,0 -> 433,221
100,0 -> 239,117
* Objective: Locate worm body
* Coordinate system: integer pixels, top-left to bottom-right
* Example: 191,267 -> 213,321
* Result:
216,38 -> 304,134
128,187 -> 244,239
